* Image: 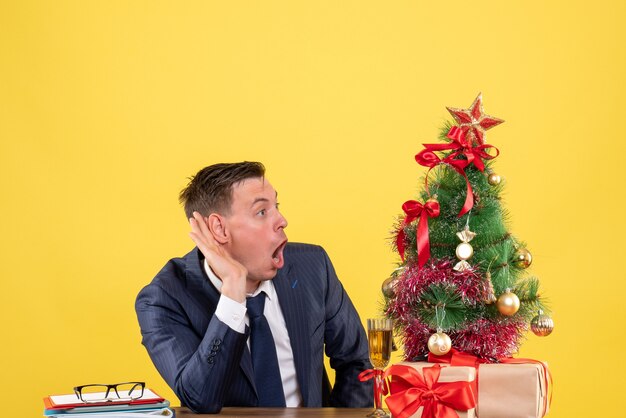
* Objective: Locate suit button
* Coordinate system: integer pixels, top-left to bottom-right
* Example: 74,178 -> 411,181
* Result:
207,357 -> 214,364
213,338 -> 222,346
212,345 -> 220,351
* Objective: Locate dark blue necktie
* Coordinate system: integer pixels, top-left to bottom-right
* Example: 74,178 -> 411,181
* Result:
247,292 -> 286,407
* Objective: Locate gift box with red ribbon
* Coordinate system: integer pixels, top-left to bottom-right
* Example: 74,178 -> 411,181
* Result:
425,349 -> 552,418
384,362 -> 477,418
476,362 -> 550,418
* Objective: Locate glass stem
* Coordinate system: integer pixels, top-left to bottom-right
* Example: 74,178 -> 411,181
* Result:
374,370 -> 384,410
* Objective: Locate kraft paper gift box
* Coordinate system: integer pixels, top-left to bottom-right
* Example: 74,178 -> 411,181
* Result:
476,362 -> 550,418
388,362 -> 477,418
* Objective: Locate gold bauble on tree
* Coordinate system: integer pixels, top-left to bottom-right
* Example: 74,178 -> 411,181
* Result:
382,276 -> 399,299
497,289 -> 520,316
531,310 -> 554,336
487,172 -> 501,185
426,195 -> 439,205
427,330 -> 452,356
513,248 -> 532,269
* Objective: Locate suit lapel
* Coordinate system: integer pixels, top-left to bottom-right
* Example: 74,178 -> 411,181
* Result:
273,263 -> 312,405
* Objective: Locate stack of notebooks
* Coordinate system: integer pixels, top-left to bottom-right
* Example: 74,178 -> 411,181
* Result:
43,388 -> 173,417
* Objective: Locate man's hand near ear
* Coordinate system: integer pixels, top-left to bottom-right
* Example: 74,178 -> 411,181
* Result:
189,211 -> 247,303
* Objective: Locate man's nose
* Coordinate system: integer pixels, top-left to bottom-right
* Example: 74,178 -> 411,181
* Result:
276,212 -> 288,230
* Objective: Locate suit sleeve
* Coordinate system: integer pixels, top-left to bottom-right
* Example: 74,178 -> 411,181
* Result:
320,249 -> 374,407
135,282 -> 248,413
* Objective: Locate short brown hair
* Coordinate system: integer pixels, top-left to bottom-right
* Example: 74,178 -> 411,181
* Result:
179,161 -> 265,219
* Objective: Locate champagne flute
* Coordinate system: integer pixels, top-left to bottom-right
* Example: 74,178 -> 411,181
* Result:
367,318 -> 393,418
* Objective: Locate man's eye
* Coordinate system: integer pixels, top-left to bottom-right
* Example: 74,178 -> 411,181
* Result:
257,209 -> 266,216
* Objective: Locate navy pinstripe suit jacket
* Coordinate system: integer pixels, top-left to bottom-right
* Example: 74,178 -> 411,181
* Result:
135,243 -> 373,413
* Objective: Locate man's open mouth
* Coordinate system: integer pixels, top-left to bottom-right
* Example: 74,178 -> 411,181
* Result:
271,240 -> 288,268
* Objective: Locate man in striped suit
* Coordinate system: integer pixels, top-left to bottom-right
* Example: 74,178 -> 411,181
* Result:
136,162 -> 373,413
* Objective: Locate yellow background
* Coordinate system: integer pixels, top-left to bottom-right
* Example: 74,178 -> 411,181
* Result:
1,1 -> 624,417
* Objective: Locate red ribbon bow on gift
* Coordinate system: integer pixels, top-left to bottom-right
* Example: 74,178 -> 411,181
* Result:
384,364 -> 476,418
396,198 -> 440,267
415,126 -> 500,217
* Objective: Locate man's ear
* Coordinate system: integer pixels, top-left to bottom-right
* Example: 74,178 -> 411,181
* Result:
207,213 -> 230,244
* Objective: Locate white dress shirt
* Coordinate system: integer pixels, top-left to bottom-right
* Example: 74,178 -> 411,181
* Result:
204,260 -> 303,407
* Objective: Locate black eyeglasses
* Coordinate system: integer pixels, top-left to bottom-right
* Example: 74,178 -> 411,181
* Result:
73,382 -> 145,403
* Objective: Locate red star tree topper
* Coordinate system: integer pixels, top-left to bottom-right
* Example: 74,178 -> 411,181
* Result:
446,93 -> 504,145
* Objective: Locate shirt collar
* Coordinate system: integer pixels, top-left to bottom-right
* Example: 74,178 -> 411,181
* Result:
203,259 -> 275,300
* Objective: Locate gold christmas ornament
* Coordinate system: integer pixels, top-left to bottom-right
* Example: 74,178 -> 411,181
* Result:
513,248 -> 532,269
382,276 -> 399,299
454,226 -> 476,271
484,271 -> 497,304
531,310 -> 554,336
497,289 -> 520,316
487,172 -> 501,185
427,330 -> 452,356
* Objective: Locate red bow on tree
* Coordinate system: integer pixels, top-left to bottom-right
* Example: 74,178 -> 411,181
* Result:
396,198 -> 440,267
384,364 -> 476,418
414,126 -> 499,217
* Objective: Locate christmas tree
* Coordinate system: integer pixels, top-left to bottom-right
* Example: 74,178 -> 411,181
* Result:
385,94 -> 554,362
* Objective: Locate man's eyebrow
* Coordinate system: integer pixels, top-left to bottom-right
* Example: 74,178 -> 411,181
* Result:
250,192 -> 278,207
251,197 -> 269,206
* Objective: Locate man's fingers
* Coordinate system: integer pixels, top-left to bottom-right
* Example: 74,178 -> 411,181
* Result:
188,211 -> 246,286
192,211 -> 212,238
189,214 -> 206,237
188,230 -> 207,250
189,217 -> 201,236
191,212 -> 226,250
189,217 -> 226,266
189,217 -> 212,245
